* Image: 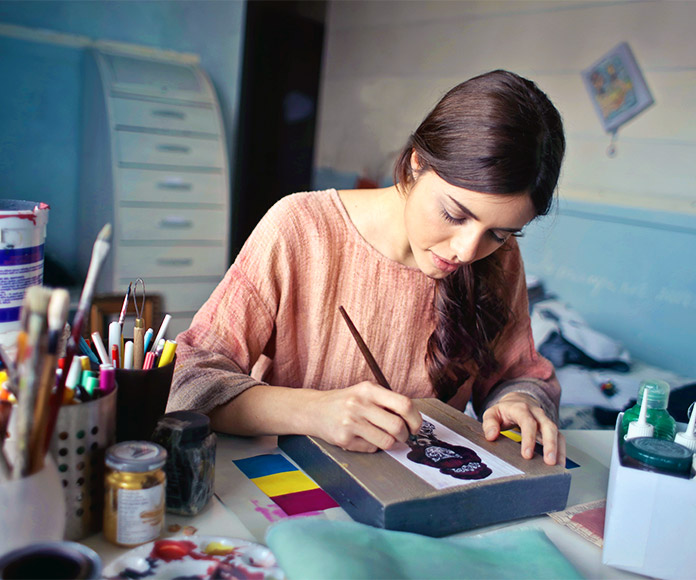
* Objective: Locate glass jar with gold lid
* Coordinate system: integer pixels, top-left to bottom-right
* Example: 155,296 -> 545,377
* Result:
103,441 -> 167,547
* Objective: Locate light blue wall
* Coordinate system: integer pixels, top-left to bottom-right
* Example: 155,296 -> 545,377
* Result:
313,168 -> 696,378
0,0 -> 245,274
519,199 -> 696,378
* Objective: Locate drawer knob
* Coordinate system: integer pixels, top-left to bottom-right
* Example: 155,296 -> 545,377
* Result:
151,109 -> 186,120
159,217 -> 193,228
156,258 -> 193,267
157,180 -> 193,191
156,144 -> 191,154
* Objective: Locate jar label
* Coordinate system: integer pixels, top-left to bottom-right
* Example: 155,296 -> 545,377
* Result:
116,485 -> 164,545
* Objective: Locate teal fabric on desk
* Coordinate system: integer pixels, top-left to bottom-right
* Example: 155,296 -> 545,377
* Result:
265,519 -> 583,580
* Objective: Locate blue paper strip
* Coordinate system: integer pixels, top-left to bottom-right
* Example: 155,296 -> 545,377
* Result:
234,453 -> 296,479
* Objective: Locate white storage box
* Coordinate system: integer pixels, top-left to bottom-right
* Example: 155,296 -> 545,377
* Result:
603,413 -> 695,579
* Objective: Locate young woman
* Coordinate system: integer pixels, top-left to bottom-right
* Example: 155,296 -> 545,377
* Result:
167,70 -> 567,466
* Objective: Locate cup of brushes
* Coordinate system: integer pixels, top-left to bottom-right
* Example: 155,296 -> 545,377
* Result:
86,313 -> 177,443
0,286 -> 73,553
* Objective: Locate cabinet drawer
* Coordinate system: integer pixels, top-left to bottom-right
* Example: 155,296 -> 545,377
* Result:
119,207 -> 227,241
116,246 -> 227,279
118,168 -> 226,204
116,131 -> 223,167
110,97 -> 220,134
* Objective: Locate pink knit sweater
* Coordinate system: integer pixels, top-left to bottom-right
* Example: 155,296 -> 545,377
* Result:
167,190 -> 560,422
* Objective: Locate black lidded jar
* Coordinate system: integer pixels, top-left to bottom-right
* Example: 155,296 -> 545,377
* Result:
151,411 -> 216,516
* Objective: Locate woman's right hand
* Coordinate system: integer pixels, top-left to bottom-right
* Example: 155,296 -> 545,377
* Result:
209,382 -> 421,453
307,381 -> 422,452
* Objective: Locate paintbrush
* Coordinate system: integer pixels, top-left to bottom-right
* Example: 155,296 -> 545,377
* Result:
28,288 -> 70,473
13,285 -> 52,477
43,224 -> 112,453
0,400 -> 12,479
0,344 -> 18,398
338,305 -> 418,442
118,281 -> 131,329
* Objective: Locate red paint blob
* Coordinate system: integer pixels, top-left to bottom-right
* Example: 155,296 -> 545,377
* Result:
151,540 -> 198,562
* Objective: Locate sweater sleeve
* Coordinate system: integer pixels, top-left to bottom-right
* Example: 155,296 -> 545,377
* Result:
166,197 -> 291,415
471,240 -> 561,424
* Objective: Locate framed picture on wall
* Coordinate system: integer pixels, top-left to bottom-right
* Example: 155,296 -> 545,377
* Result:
581,42 -> 654,134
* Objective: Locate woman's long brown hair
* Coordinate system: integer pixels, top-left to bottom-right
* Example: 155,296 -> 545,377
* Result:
394,70 -> 565,401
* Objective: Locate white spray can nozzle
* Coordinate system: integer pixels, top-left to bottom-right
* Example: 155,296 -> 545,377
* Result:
674,401 -> 696,453
626,388 -> 655,440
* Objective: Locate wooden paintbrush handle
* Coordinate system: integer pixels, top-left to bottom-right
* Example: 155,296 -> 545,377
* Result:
338,306 -> 392,391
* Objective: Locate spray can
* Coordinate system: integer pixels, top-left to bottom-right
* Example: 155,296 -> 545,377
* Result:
0,200 -> 49,358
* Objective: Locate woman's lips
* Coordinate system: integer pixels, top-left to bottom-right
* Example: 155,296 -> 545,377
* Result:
431,252 -> 459,273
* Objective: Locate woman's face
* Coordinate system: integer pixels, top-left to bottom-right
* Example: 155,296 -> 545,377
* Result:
403,166 -> 536,279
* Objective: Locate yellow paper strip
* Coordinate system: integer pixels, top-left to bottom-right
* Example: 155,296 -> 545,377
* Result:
252,470 -> 318,496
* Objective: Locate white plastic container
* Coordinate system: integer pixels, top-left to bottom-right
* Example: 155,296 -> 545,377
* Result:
0,200 -> 49,356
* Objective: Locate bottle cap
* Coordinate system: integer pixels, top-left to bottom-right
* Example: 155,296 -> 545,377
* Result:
105,441 -> 167,472
636,379 -> 670,410
674,401 -> 696,453
626,388 -> 654,440
624,437 -> 693,475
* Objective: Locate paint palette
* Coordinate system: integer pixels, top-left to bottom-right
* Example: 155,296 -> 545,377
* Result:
102,535 -> 285,579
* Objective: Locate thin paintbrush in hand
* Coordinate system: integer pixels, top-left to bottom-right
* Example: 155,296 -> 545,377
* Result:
338,305 -> 418,442
338,306 -> 392,390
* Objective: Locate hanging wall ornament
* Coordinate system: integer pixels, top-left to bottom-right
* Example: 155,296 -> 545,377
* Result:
581,42 -> 655,157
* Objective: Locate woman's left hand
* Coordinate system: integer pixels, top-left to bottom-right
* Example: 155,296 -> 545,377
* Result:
481,392 -> 566,466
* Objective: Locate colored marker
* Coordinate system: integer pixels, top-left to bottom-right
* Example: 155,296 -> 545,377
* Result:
150,314 -> 171,353
143,328 -> 154,354
143,351 -> 156,370
111,345 -> 119,369
158,340 -> 177,368
99,364 -> 115,395
108,321 -> 121,367
91,332 -> 110,365
123,340 -> 134,370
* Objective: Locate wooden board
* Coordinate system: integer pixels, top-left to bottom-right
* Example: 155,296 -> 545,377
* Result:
278,398 -> 570,537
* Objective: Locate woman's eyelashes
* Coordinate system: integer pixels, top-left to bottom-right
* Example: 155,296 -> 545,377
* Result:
440,207 -> 466,225
440,207 -> 519,244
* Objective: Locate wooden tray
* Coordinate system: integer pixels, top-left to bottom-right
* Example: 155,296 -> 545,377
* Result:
278,398 -> 570,537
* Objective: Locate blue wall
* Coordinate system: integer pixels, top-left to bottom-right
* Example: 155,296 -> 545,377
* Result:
520,199 -> 696,378
0,0 -> 245,274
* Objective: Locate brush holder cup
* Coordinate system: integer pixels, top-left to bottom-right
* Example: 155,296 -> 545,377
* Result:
114,356 -> 175,443
49,386 -> 117,540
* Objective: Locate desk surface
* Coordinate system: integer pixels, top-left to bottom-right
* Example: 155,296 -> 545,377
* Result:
82,429 -> 638,579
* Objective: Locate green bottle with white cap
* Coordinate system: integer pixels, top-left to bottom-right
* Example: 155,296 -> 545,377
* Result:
620,379 -> 676,441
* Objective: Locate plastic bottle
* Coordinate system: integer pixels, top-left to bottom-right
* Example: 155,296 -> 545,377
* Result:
620,379 -> 676,441
625,389 -> 654,440
674,401 -> 696,453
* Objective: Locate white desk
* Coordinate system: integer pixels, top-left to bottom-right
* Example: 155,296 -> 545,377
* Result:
82,429 -> 640,579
